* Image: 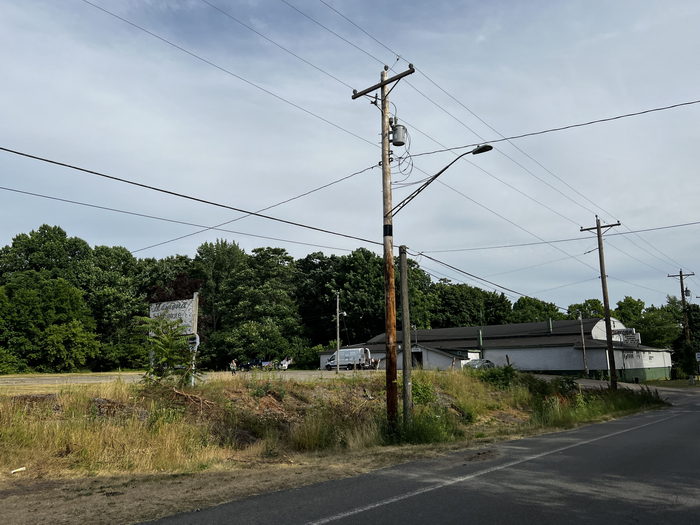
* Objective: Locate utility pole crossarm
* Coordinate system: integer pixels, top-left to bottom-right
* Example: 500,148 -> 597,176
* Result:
580,220 -> 621,233
351,65 -> 415,100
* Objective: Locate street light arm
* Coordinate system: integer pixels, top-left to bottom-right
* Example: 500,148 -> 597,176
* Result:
389,145 -> 492,217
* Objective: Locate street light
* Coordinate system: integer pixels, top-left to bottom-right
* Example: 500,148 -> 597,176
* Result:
390,144 -> 493,217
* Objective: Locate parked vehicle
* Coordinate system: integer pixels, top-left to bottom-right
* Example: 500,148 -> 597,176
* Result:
464,359 -> 495,369
325,348 -> 375,370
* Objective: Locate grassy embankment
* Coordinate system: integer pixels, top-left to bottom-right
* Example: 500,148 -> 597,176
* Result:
0,368 -> 665,479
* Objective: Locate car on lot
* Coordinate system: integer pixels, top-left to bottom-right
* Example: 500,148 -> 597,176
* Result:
464,359 -> 495,369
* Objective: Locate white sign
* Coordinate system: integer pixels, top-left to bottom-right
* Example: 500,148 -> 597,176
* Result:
149,293 -> 198,334
622,333 -> 641,346
695,352 -> 700,362
612,328 -> 635,335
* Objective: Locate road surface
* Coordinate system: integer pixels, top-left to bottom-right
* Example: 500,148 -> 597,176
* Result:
149,387 -> 700,525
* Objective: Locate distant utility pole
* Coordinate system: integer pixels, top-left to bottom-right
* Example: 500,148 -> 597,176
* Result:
668,269 -> 694,343
581,216 -> 621,390
352,64 -> 415,431
399,245 -> 412,426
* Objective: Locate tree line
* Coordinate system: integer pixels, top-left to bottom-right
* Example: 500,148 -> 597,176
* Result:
0,225 -> 696,374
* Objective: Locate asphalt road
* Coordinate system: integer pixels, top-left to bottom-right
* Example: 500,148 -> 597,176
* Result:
149,387 -> 700,525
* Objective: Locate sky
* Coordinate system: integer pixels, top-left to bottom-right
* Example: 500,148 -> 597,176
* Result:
2,0 -> 700,313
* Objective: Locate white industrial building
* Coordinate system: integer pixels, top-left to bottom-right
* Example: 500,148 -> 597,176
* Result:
321,318 -> 671,382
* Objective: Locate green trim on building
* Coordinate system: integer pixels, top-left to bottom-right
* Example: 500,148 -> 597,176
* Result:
619,367 -> 670,382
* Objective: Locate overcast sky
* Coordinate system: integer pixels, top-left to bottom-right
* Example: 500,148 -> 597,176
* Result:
2,0 -> 700,312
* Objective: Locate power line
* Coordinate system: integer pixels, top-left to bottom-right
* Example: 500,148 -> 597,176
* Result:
199,0 -> 354,90
0,185 -> 354,253
279,0 -> 386,65
0,145 -> 381,247
410,98 -> 700,158
415,251 -> 568,311
133,164 -> 377,252
532,277 -> 600,295
93,0 -> 673,278
485,253 -> 589,278
311,1 -> 694,281
79,0 -> 376,149
304,1 -> 592,227
423,219 -> 700,253
434,179 -> 600,274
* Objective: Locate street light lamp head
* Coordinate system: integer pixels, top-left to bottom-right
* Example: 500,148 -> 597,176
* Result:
472,144 -> 493,155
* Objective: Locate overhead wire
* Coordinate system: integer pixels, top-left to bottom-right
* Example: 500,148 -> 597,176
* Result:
307,0 -> 686,293
131,164 -> 378,252
79,0 -> 376,149
409,99 -> 700,158
414,251 -> 569,311
296,1 -> 593,225
0,145 -> 381,248
0,185 -> 353,253
422,219 -> 700,253
63,1 -> 692,299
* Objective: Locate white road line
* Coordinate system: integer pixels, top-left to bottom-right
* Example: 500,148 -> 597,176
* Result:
308,413 -> 680,524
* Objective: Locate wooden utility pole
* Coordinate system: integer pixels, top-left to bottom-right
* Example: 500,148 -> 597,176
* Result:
581,216 -> 621,390
352,64 -> 415,431
399,245 -> 412,426
668,269 -> 694,343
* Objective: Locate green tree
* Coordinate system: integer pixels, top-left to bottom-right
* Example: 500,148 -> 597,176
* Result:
293,252 -> 339,346
614,296 -> 645,326
397,257 -> 435,330
138,316 -> 194,385
0,271 -> 98,372
510,296 -> 565,324
193,239 -> 248,334
0,224 -> 92,286
40,320 -> 99,372
567,298 -> 605,320
335,248 -> 385,343
635,299 -> 681,349
483,291 -> 512,325
430,280 -> 485,328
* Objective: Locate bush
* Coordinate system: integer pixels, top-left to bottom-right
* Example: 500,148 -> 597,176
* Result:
471,365 -> 517,389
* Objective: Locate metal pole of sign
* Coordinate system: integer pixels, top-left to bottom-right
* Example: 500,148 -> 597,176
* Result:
578,313 -> 589,376
190,333 -> 200,388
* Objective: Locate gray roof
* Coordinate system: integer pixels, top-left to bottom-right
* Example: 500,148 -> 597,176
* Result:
362,319 -> 663,352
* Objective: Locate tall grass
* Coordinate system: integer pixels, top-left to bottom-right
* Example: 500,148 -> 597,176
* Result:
0,371 -> 666,478
0,383 -> 226,476
530,386 -> 664,427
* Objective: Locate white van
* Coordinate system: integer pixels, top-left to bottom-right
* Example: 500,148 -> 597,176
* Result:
325,348 -> 374,370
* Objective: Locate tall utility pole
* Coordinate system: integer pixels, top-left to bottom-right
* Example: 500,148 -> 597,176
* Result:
399,245 -> 412,426
668,269 -> 694,343
581,216 -> 621,390
352,64 -> 415,430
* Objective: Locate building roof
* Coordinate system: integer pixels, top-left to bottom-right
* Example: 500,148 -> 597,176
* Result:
360,319 -> 664,353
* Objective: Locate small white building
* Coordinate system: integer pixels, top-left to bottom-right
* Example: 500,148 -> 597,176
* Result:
322,318 -> 671,382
